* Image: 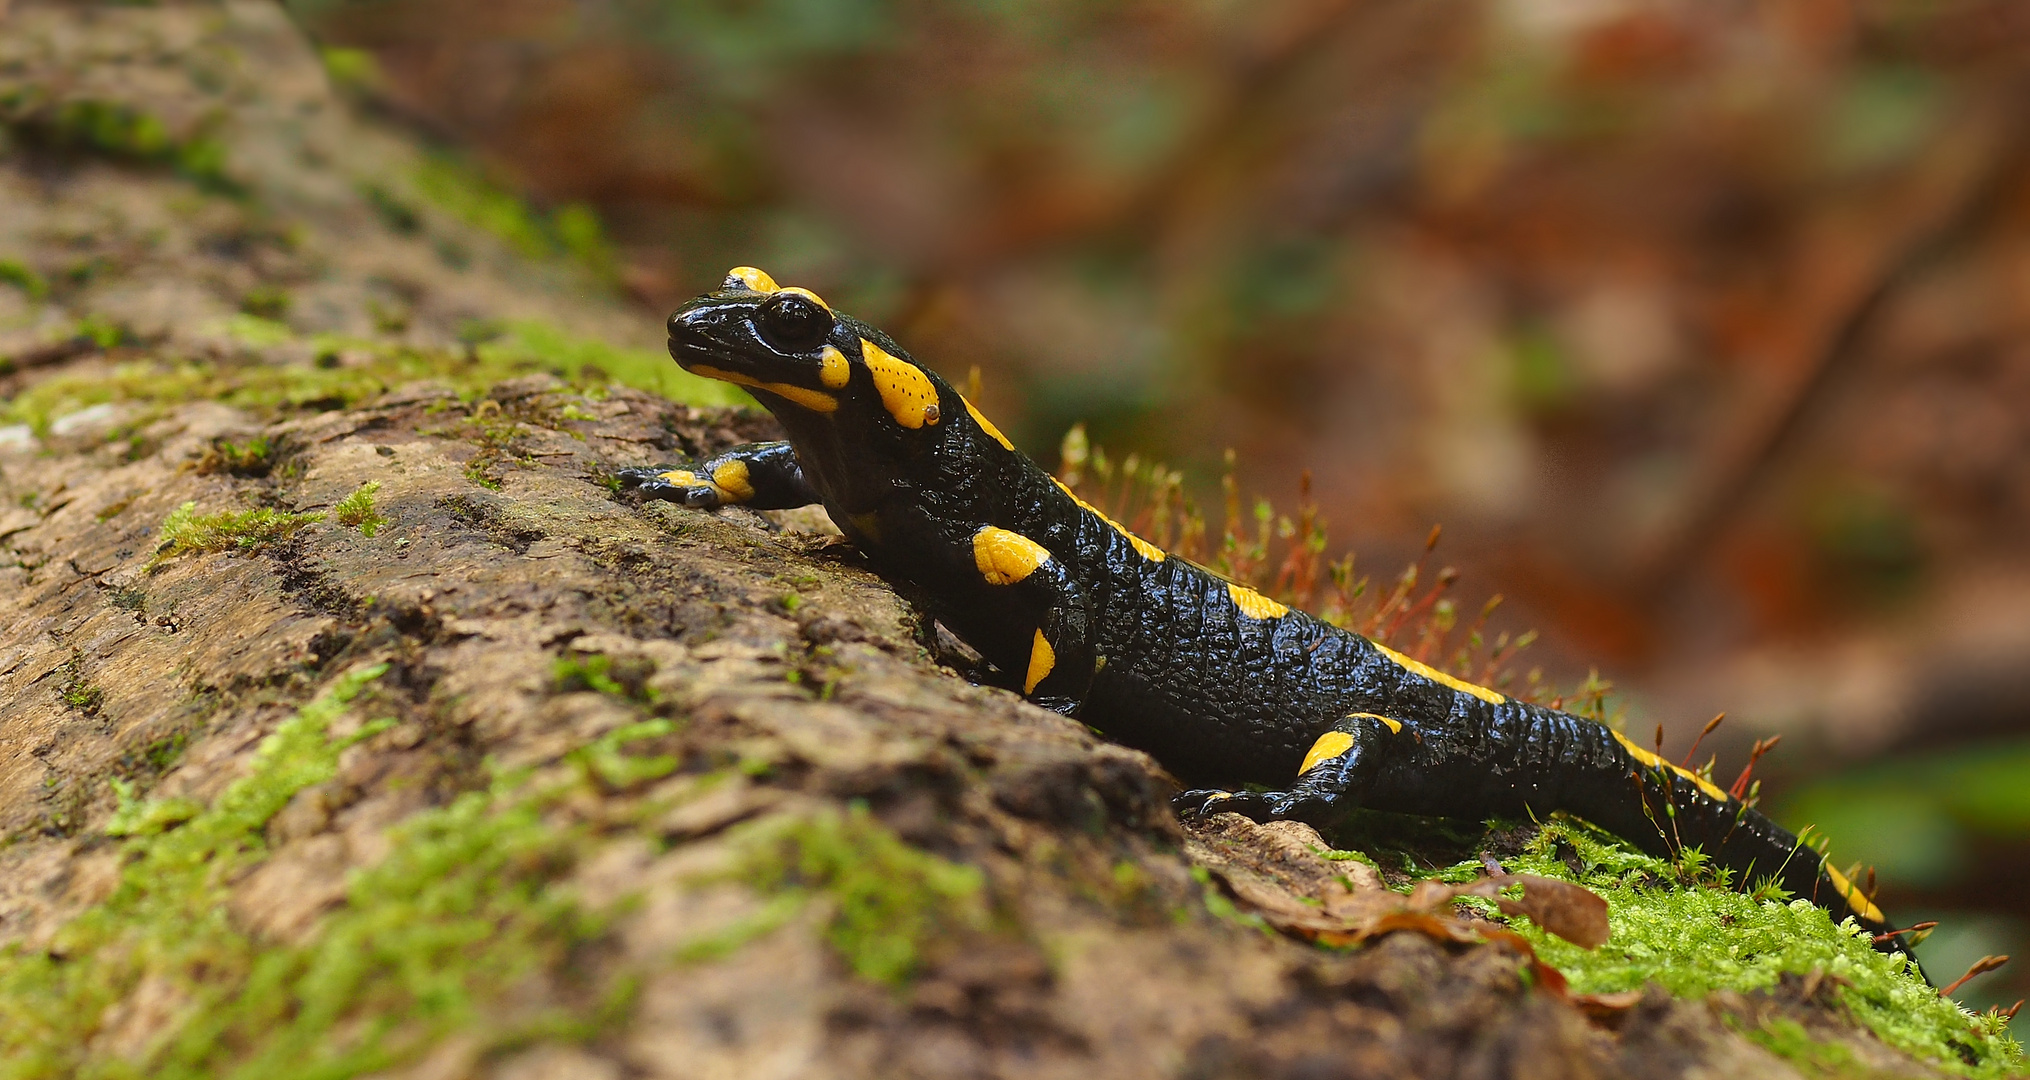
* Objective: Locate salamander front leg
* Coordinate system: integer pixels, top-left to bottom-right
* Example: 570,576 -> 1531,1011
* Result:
969,526 -> 1097,717
1173,713 -> 1395,827
616,441 -> 819,510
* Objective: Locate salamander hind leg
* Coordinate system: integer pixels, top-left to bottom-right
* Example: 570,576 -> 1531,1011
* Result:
1173,713 -> 1394,828
616,441 -> 819,510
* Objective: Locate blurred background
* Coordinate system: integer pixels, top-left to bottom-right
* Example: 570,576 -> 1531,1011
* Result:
281,0 -> 2028,1014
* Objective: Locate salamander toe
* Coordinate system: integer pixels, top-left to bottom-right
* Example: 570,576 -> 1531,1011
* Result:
614,464 -> 726,509
1172,788 -> 1248,820
1172,787 -> 1340,827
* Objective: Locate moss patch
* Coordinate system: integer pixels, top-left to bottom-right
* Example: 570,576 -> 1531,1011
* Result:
192,436 -> 276,478
4,319 -> 743,439
210,779 -> 607,1077
2,665 -> 387,1075
1365,818 -> 2024,1077
473,320 -> 749,408
0,259 -> 48,301
333,480 -> 388,537
552,653 -> 657,703
720,803 -> 991,986
150,501 -> 324,567
0,98 -> 236,194
56,652 -> 105,716
0,664 -> 625,1078
410,156 -> 615,282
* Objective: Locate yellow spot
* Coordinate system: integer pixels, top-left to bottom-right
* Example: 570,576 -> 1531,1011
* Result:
726,266 -> 779,293
780,285 -> 830,311
689,364 -> 839,414
1024,629 -> 1055,694
861,339 -> 939,429
847,511 -> 882,542
711,460 -> 755,502
1823,861 -> 1886,924
1373,642 -> 1505,705
973,526 -> 1052,586
1228,583 -> 1290,620
1050,478 -> 1166,562
657,469 -> 700,486
1300,731 -> 1356,774
1610,730 -> 1731,803
962,396 -> 1016,451
1347,711 -> 1403,734
818,345 -> 851,388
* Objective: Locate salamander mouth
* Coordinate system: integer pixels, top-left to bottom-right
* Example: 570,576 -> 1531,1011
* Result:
665,336 -> 724,373
665,326 -> 843,414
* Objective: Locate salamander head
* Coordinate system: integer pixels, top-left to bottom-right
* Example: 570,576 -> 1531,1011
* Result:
667,266 -> 944,432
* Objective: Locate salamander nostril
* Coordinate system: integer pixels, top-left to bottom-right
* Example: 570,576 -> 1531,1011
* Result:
666,310 -> 684,337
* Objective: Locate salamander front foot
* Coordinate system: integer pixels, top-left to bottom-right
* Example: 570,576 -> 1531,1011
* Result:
615,464 -> 728,509
1172,787 -> 1337,826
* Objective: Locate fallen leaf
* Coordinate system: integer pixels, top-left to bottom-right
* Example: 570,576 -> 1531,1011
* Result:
1479,874 -> 1610,949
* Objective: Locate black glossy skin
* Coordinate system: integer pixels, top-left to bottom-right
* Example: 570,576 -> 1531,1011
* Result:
617,272 -> 1920,972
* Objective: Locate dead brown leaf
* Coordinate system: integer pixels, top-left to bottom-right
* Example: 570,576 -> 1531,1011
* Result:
1462,873 -> 1611,949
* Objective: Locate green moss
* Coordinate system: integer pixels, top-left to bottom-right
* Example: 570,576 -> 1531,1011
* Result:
409,157 -> 616,282
0,259 -> 47,301
239,286 -> 291,320
552,653 -> 656,703
221,313 -> 293,349
1455,819 -> 2026,1077
0,665 -> 385,1075
195,436 -> 275,477
464,461 -> 504,490
56,653 -> 104,716
359,183 -> 422,236
725,803 -> 989,986
474,320 -> 749,407
319,47 -> 385,95
0,664 -> 623,1078
74,313 -> 125,349
3,320 -> 741,439
210,778 -> 605,1077
333,480 -> 388,537
4,99 -> 237,194
151,501 -> 324,567
571,721 -> 680,790
1737,1015 -> 1866,1077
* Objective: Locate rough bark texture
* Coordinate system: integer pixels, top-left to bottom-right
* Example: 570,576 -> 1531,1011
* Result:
0,3 -> 1981,1078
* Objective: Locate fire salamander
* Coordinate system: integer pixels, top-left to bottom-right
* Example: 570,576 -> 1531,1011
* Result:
618,267 -> 1919,969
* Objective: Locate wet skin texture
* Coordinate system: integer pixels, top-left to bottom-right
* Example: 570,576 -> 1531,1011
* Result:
617,268 -> 1921,974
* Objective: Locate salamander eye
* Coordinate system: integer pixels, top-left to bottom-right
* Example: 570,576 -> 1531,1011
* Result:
754,293 -> 833,353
